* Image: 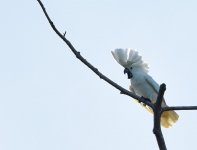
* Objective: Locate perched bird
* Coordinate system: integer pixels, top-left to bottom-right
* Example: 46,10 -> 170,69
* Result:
111,48 -> 179,128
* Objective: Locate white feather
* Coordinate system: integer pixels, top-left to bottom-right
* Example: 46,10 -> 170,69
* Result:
111,48 -> 148,72
111,49 -> 128,67
111,48 -> 179,128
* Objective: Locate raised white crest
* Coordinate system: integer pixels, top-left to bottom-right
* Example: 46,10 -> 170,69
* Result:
111,48 -> 149,72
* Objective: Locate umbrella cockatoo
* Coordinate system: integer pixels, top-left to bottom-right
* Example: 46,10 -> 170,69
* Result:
111,48 -> 179,128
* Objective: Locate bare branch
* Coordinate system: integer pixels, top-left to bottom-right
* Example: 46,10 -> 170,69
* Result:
163,106 -> 197,112
155,83 -> 166,109
153,84 -> 167,150
36,0 -> 153,107
36,1 -> 197,150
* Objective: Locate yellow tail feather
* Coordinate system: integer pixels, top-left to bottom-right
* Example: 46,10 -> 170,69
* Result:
137,102 -> 179,128
161,111 -> 179,128
130,89 -> 179,128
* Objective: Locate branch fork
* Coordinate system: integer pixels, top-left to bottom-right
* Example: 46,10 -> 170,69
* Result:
36,1 -> 197,149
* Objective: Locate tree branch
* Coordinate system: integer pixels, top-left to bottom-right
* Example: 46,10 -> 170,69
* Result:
152,85 -> 197,150
155,84 -> 166,109
153,84 -> 167,150
36,1 -> 197,150
36,0 -> 153,107
163,106 -> 197,112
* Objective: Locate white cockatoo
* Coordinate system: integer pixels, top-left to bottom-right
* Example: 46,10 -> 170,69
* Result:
111,48 -> 179,128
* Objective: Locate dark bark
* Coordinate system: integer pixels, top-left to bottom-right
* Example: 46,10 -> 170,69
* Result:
163,106 -> 197,112
36,0 -> 153,107
153,84 -> 167,150
36,1 -> 197,149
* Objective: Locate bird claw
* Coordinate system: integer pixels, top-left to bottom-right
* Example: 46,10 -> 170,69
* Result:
141,96 -> 151,103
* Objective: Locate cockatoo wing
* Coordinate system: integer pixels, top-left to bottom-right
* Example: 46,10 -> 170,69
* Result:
145,75 -> 160,94
144,75 -> 179,128
129,85 -> 153,113
144,75 -> 167,106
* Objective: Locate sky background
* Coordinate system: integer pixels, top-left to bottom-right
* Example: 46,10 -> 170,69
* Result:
1,0 -> 197,149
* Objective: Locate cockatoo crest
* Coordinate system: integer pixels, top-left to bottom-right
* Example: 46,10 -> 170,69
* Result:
111,48 -> 149,72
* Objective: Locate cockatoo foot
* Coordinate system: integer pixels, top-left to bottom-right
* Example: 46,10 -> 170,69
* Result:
141,96 -> 151,103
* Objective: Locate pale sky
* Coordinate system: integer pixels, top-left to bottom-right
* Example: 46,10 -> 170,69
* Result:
1,0 -> 197,149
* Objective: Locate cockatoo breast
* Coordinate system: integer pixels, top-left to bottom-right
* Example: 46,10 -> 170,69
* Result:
130,68 -> 157,101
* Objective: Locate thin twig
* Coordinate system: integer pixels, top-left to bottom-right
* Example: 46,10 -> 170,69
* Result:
63,31 -> 66,37
163,106 -> 197,112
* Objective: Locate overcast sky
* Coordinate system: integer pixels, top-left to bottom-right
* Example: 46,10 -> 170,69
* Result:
1,0 -> 197,149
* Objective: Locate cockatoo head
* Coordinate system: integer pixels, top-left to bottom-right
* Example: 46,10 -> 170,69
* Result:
111,48 -> 148,78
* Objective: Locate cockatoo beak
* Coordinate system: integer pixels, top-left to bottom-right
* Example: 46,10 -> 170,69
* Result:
124,68 -> 133,79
